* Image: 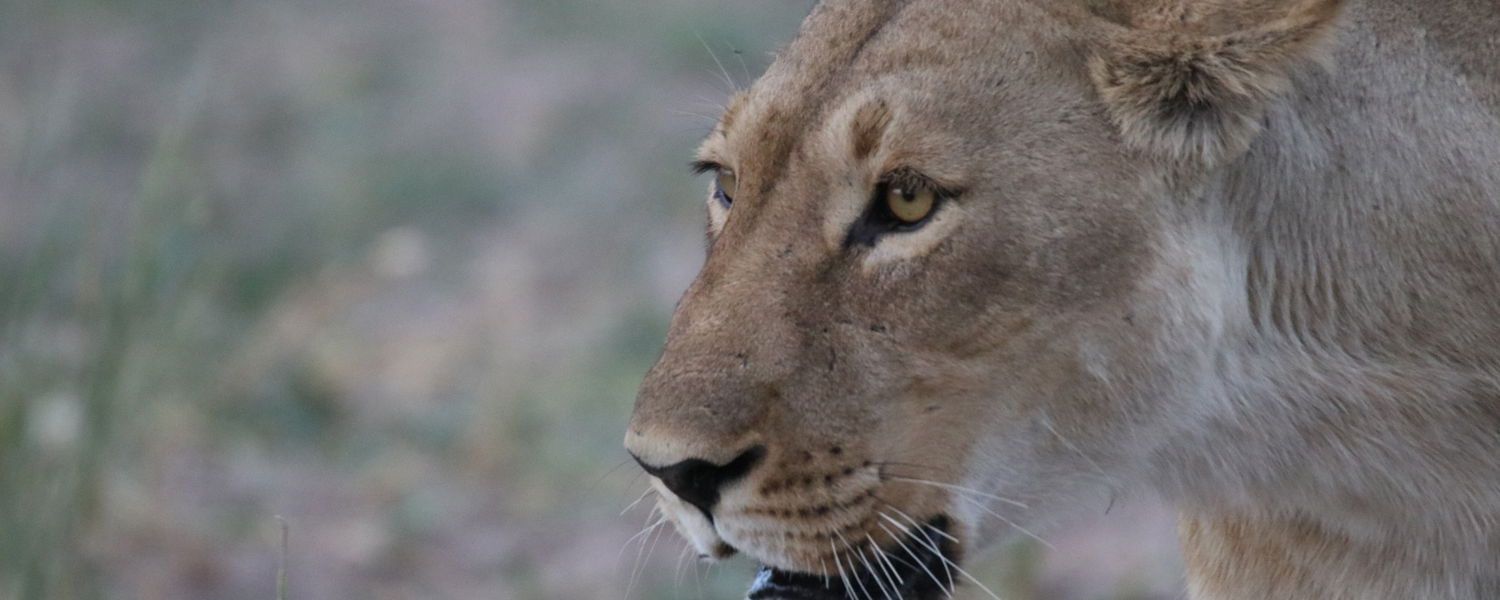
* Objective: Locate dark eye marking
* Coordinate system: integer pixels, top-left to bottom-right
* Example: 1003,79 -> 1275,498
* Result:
843,168 -> 954,249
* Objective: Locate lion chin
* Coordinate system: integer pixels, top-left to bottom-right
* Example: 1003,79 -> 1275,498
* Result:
744,517 -> 954,600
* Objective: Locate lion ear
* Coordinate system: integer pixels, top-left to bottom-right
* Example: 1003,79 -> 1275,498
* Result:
1087,0 -> 1346,165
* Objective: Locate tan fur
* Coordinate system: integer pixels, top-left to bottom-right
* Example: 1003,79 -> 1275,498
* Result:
1089,0 -> 1347,164
627,0 -> 1500,598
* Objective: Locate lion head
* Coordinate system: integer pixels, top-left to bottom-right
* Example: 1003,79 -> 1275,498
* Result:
625,0 -> 1357,597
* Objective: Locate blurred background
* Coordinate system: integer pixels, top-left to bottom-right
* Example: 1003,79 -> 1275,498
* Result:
0,0 -> 1182,598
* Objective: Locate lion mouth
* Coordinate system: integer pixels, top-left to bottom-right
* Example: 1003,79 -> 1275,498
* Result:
745,516 -> 955,600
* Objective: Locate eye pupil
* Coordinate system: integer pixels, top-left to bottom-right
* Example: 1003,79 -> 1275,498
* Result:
716,170 -> 738,206
885,184 -> 936,224
843,175 -> 947,248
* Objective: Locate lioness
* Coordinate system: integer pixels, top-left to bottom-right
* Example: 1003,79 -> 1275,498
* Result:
625,0 -> 1500,598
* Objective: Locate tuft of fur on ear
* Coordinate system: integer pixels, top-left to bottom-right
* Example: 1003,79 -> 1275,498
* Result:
1088,0 -> 1346,165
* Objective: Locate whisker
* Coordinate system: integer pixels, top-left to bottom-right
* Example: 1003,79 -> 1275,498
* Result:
950,492 -> 1056,551
869,460 -> 963,478
589,457 -> 636,495
614,512 -> 665,574
876,459 -> 1022,477
885,512 -> 1003,600
878,518 -> 952,598
622,515 -> 666,600
1037,413 -> 1122,511
620,486 -> 657,516
615,511 -> 665,565
694,31 -> 740,93
848,537 -> 896,600
670,108 -> 723,124
873,498 -> 961,545
819,557 -> 831,591
878,512 -> 954,595
839,535 -> 876,600
831,539 -> 859,600
881,476 -> 1030,509
704,559 -> 720,592
876,477 -> 1050,552
637,517 -> 670,592
864,533 -> 908,600
1038,414 -> 1115,485
932,548 -> 1004,600
625,468 -> 646,491
692,548 -> 706,599
690,96 -> 728,114
866,532 -> 905,588
672,543 -> 692,591
874,546 -> 905,600
731,45 -> 752,86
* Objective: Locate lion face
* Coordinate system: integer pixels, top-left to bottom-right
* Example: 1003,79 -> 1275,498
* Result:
626,0 -> 1345,596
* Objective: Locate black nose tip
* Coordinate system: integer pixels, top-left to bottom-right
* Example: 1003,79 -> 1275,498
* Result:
632,446 -> 765,520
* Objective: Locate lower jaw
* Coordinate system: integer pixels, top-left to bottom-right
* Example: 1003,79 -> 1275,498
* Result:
745,516 -> 956,600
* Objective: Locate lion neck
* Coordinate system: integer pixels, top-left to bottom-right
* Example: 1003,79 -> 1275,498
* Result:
1151,3 -> 1500,597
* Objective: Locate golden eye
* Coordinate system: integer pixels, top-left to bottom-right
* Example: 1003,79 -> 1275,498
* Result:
886,185 -> 935,224
716,170 -> 738,203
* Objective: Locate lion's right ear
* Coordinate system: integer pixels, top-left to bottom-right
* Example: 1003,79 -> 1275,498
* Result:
1087,0 -> 1346,166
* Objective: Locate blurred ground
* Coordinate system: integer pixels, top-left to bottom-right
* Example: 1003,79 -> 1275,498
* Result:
0,1 -> 1181,598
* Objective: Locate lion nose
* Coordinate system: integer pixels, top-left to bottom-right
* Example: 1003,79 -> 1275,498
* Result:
632,445 -> 765,519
